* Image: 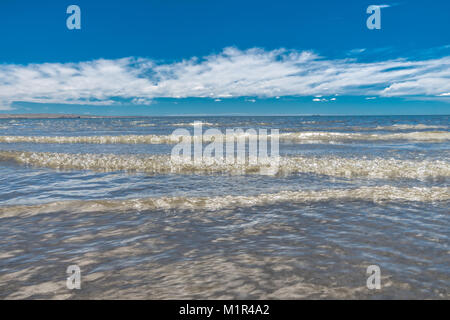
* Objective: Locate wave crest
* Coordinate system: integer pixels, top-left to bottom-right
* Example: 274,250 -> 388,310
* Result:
0,130 -> 448,145
0,151 -> 448,180
0,186 -> 448,218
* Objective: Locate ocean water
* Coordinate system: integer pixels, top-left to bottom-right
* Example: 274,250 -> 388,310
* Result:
0,115 -> 448,299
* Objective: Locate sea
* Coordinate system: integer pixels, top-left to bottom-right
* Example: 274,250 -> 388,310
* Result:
0,115 -> 448,299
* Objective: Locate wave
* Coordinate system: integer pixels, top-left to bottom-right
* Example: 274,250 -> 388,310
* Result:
171,122 -> 218,127
374,124 -> 448,130
0,130 -> 449,145
0,134 -> 182,144
278,131 -> 450,142
0,151 -> 448,179
0,186 -> 448,218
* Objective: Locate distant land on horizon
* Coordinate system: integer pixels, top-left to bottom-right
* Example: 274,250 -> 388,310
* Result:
0,113 -> 139,119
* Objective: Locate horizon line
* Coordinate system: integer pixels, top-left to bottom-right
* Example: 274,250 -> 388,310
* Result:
0,112 -> 449,119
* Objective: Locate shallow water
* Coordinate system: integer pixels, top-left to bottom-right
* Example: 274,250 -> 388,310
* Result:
0,115 -> 449,299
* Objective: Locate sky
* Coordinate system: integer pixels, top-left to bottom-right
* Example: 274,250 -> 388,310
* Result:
0,0 -> 449,115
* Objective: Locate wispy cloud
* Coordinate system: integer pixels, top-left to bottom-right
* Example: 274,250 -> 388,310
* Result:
375,3 -> 402,9
0,47 -> 449,109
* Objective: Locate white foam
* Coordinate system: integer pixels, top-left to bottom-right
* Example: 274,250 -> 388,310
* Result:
0,151 -> 448,180
1,185 -> 448,218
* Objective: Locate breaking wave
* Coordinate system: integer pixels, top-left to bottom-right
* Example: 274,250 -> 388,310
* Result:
0,150 -> 448,180
278,131 -> 450,142
171,122 -> 218,126
375,124 -> 448,130
0,186 -> 448,218
0,134 -> 182,144
0,131 -> 448,145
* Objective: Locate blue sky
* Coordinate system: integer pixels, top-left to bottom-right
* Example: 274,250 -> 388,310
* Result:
0,0 -> 449,115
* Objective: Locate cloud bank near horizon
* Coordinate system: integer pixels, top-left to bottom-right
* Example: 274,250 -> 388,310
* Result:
0,47 -> 449,110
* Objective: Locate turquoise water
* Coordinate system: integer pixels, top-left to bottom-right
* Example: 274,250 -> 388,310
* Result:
0,115 -> 448,299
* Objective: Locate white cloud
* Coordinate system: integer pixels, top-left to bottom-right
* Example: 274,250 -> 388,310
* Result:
131,97 -> 153,105
348,48 -> 366,55
0,47 -> 449,109
374,3 -> 401,9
